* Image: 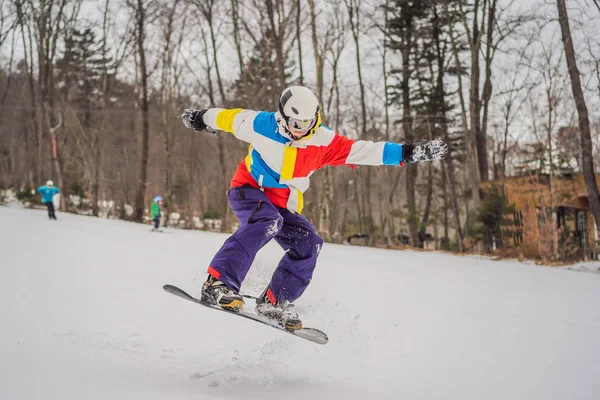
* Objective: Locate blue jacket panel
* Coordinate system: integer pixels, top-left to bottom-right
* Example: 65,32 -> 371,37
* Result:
37,186 -> 60,203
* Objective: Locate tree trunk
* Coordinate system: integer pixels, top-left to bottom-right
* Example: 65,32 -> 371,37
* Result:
230,0 -> 245,80
418,161 -> 433,247
469,1 -> 488,183
92,135 -> 101,216
308,0 -> 325,110
401,6 -> 418,247
345,0 -> 367,137
265,0 -> 287,88
435,3 -> 464,251
92,0 -> 112,218
200,0 -> 231,232
383,0 -> 391,141
296,0 -> 303,85
478,0 -> 497,183
134,0 -> 150,223
345,0 -> 373,241
556,0 -> 600,233
448,5 -> 479,217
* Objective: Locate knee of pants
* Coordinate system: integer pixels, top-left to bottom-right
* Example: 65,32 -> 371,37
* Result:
248,211 -> 283,238
295,232 -> 324,259
265,215 -> 284,239
312,234 -> 324,256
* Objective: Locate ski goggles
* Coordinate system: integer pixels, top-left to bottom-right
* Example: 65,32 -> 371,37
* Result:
287,116 -> 317,132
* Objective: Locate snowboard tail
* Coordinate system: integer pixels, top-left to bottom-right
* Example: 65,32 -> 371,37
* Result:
163,284 -> 328,345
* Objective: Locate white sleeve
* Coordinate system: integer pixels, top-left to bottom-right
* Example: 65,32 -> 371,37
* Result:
202,108 -> 260,143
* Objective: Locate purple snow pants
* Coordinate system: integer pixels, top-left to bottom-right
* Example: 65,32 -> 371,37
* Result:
208,185 -> 323,303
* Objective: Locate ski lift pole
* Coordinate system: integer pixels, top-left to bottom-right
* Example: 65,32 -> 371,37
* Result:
52,133 -> 58,159
49,111 -> 63,208
49,111 -> 62,161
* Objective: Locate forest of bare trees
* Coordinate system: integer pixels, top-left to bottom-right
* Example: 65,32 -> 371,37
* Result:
1,0 -> 599,260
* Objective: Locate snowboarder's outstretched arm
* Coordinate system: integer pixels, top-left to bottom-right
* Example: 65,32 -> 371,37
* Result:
182,108 -> 449,165
321,132 -> 448,167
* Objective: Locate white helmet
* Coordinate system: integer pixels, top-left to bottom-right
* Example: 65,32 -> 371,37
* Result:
277,86 -> 320,138
46,180 -> 54,187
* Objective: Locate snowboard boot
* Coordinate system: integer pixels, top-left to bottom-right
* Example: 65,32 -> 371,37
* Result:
256,288 -> 302,331
201,275 -> 244,311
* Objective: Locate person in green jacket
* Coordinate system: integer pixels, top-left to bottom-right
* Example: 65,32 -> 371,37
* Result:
151,196 -> 162,230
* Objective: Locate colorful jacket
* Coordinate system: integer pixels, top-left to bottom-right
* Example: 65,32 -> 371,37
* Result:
203,108 -> 405,213
151,202 -> 161,219
37,185 -> 60,203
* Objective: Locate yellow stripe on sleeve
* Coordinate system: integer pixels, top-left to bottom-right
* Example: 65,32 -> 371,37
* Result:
296,190 -> 304,213
215,108 -> 244,133
245,145 -> 253,171
280,146 -> 297,180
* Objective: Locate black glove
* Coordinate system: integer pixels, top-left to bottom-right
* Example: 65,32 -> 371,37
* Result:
402,140 -> 448,164
182,109 -> 208,132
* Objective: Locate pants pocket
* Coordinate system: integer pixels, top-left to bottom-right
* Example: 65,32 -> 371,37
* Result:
248,200 -> 263,223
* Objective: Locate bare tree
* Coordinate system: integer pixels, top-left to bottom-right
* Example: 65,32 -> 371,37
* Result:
0,22 -> 17,112
556,0 -> 600,233
160,0 -> 187,225
344,0 -> 367,137
446,0 -> 481,226
132,0 -> 151,223
323,3 -> 347,241
296,0 -> 303,84
195,0 -> 233,231
230,0 -> 245,80
307,0 -> 335,238
265,0 -> 292,88
22,0 -> 82,207
308,0 -> 334,115
431,3 -> 464,251
386,0 -> 423,246
368,0 -> 395,244
456,0 -> 504,184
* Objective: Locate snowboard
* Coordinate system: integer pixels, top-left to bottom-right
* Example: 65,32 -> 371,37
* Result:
163,284 -> 328,345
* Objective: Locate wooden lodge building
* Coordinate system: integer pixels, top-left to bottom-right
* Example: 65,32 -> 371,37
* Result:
480,173 -> 600,260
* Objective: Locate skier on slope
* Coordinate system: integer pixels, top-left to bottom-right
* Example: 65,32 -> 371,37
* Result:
151,196 -> 163,231
37,180 -> 60,220
182,86 -> 448,331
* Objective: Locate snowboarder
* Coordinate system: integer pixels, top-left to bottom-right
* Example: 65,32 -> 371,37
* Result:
151,196 -> 162,231
182,86 -> 448,330
37,180 -> 60,220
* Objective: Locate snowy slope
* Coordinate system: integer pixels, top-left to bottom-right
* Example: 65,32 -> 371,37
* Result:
1,206 -> 599,400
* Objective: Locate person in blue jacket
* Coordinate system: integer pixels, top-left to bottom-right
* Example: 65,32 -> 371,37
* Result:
37,180 -> 60,220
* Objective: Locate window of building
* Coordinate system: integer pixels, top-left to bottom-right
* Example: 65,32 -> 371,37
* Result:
576,210 -> 587,248
513,209 -> 523,245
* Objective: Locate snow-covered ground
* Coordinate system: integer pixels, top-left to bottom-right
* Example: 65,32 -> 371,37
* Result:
1,206 -> 599,400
